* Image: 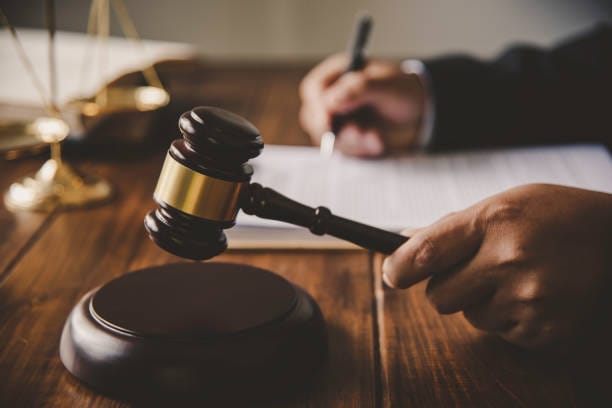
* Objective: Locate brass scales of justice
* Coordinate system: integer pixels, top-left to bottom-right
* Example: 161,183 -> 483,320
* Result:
1,0 -> 169,211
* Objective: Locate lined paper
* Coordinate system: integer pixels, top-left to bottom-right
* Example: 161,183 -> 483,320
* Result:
235,144 -> 612,231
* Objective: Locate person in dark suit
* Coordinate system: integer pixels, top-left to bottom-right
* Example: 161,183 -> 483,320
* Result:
299,23 -> 612,349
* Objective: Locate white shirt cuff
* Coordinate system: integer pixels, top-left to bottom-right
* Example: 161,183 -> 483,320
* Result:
401,59 -> 435,148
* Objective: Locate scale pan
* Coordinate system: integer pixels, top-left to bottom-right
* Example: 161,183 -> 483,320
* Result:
67,86 -> 170,117
63,86 -> 171,146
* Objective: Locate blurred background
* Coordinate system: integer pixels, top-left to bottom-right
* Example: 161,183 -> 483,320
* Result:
2,0 -> 612,61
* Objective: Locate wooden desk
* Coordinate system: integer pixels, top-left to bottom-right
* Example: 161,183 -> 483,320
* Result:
0,64 -> 607,407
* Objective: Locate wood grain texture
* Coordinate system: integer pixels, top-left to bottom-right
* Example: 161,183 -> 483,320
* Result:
372,253 -> 612,408
2,63 -> 605,408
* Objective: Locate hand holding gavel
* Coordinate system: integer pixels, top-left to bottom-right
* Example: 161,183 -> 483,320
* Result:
145,106 -> 408,260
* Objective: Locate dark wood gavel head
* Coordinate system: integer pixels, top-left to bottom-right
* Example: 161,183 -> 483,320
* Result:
144,106 -> 263,260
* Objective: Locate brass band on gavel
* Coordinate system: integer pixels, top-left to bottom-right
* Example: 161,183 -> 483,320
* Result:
154,153 -> 245,222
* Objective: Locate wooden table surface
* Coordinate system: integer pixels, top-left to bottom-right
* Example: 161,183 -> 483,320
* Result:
0,63 -> 609,407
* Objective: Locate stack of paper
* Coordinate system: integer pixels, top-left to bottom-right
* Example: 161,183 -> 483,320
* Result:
227,144 -> 612,249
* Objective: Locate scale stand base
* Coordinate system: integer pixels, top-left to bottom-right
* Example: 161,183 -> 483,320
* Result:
4,158 -> 113,212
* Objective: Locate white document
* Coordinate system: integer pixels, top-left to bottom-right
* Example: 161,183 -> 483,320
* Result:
0,29 -> 195,107
235,144 -> 612,231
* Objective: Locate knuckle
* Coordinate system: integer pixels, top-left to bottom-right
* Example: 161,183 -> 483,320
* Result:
513,275 -> 545,303
412,235 -> 437,271
344,75 -> 368,96
496,242 -> 530,268
481,200 -> 523,229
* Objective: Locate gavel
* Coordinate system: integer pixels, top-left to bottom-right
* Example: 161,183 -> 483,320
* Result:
145,106 -> 409,260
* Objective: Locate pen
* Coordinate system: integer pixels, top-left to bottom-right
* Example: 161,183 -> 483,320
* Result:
320,13 -> 373,156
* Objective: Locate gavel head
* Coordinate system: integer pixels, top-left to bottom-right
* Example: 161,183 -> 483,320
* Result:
144,106 -> 263,260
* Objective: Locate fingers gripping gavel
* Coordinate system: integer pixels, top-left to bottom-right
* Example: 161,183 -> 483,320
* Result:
145,106 -> 409,260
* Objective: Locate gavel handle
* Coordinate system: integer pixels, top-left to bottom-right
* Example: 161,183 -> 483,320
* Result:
241,183 -> 408,254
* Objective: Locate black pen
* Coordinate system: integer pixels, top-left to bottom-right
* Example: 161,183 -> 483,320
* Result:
320,13 -> 373,156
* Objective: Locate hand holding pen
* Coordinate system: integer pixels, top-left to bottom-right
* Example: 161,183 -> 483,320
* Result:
299,16 -> 426,157
320,14 -> 372,156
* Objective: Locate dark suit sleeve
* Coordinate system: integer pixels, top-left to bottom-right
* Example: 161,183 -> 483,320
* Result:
423,23 -> 612,150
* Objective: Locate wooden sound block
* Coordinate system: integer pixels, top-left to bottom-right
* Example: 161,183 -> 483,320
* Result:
59,262 -> 327,402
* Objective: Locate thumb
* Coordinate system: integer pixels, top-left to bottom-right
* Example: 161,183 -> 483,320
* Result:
382,208 -> 484,289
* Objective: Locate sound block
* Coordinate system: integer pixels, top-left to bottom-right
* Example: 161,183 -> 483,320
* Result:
59,262 -> 327,402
